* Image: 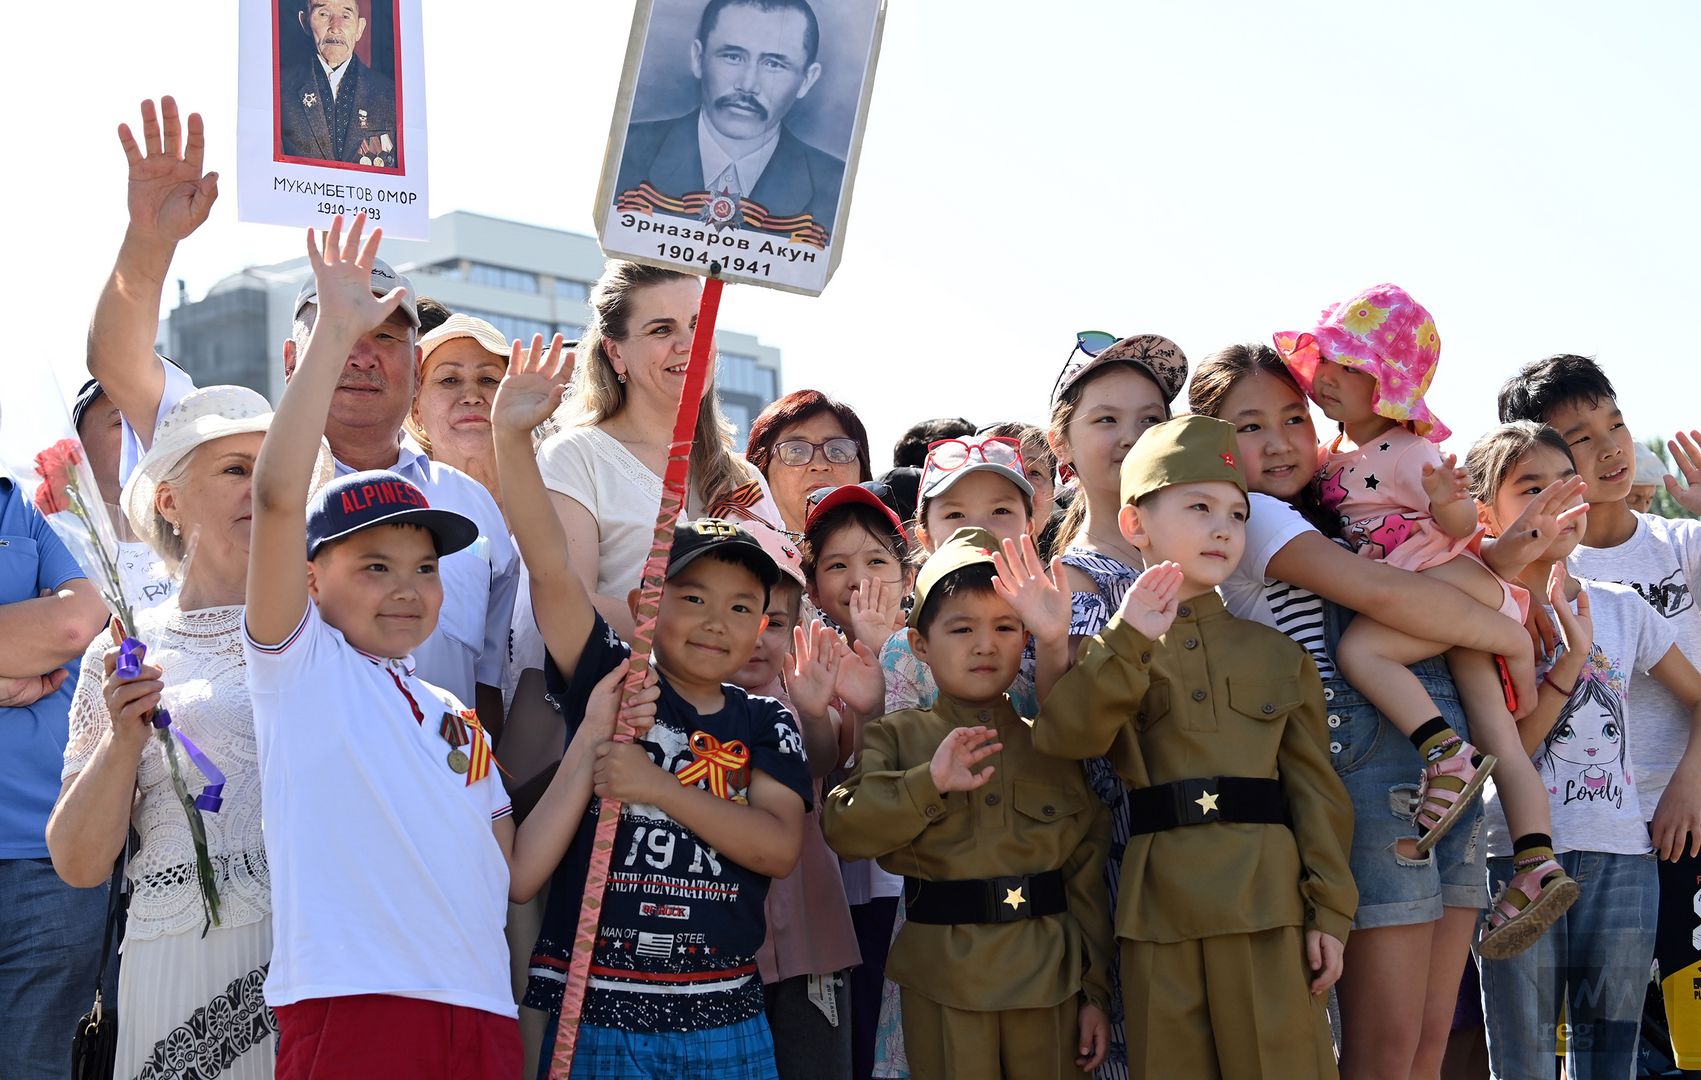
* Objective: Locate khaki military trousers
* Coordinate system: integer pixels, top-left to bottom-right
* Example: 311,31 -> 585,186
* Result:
1122,926 -> 1337,1080
900,987 -> 1086,1080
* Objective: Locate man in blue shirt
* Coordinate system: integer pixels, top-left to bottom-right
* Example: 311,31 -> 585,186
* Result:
0,470 -> 114,1078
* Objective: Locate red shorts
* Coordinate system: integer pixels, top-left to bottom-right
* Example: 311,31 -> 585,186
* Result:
274,994 -> 521,1080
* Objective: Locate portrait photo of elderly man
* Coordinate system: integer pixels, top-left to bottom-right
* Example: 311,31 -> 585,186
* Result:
278,0 -> 399,169
615,0 -> 846,244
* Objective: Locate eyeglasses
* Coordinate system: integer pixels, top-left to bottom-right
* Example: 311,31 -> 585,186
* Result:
774,437 -> 860,468
921,436 -> 1026,487
806,480 -> 893,509
1051,329 -> 1119,404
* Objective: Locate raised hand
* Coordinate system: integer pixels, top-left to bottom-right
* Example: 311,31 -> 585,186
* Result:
494,333 -> 573,434
1666,431 -> 1701,516
1116,561 -> 1183,641
846,576 -> 905,650
1488,474 -> 1590,577
832,636 -> 884,717
785,622 -> 840,723
303,213 -> 404,336
929,725 -> 1002,794
117,97 -> 218,247
991,535 -> 1072,645
1420,452 -> 1471,510
1547,565 -> 1594,666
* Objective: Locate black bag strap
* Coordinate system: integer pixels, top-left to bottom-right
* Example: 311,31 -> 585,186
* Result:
89,845 -> 129,1011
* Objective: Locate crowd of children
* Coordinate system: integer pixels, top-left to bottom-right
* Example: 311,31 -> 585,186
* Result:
41,197 -> 1701,1080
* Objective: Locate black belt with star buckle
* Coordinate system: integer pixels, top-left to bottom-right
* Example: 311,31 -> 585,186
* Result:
903,870 -> 1067,925
1128,776 -> 1287,835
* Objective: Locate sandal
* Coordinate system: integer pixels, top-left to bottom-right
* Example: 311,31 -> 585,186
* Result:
1412,738 -> 1497,856
1477,858 -> 1579,960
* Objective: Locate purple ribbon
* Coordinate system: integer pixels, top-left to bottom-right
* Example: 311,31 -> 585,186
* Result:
119,638 -> 226,813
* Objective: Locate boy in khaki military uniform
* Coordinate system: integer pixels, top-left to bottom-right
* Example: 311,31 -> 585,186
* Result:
1035,415 -> 1356,1080
822,527 -> 1114,1080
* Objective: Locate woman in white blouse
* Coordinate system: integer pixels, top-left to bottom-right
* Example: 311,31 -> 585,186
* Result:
47,386 -> 331,1080
537,261 -> 783,638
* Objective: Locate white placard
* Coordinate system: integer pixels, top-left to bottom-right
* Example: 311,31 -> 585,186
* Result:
595,0 -> 886,296
238,0 -> 429,239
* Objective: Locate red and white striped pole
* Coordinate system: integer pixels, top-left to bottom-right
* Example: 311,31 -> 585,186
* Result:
548,264 -> 726,1077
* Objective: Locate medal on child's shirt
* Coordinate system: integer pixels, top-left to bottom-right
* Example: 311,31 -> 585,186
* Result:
440,711 -> 471,774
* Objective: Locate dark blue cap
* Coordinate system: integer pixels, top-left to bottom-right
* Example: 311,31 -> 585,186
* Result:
72,378 -> 106,434
668,518 -> 780,592
305,470 -> 479,559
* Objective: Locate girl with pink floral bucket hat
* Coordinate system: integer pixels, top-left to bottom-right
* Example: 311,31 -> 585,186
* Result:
1274,284 -> 1577,959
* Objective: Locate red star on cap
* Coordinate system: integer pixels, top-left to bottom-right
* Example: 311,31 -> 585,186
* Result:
1222,452 -> 1237,468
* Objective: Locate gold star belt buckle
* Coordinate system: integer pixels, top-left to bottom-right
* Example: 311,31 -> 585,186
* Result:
1002,886 -> 1026,912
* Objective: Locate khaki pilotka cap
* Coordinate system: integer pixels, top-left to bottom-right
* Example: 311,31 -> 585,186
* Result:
907,526 -> 1001,629
1118,414 -> 1249,508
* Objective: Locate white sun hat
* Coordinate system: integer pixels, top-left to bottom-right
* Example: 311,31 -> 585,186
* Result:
120,385 -> 335,556
418,313 -> 513,367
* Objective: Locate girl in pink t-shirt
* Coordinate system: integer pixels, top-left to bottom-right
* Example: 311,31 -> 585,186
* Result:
1275,284 -> 1577,957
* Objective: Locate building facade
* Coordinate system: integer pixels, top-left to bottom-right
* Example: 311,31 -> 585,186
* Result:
167,211 -> 783,443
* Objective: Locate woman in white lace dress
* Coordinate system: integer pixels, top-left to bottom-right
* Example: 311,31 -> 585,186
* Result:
536,261 -> 783,640
47,387 -> 331,1080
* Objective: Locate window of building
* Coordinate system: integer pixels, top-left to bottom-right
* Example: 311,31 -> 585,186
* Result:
461,308 -> 553,344
717,352 -> 777,399
722,401 -> 752,446
555,323 -> 585,343
425,259 -> 464,281
552,278 -> 591,301
467,262 -> 539,294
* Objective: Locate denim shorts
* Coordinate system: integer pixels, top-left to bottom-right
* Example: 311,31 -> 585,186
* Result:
1322,604 -> 1489,928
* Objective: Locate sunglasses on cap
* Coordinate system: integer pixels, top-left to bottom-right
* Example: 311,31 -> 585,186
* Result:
1050,330 -> 1118,404
805,480 -> 893,509
775,437 -> 860,468
923,435 -> 1024,476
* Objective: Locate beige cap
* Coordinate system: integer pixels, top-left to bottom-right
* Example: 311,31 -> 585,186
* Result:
418,314 -> 511,367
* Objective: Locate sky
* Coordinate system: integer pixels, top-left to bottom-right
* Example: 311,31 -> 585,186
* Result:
11,0 -> 1700,464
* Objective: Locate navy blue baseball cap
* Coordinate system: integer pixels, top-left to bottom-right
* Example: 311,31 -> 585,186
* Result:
668,518 -> 781,593
306,470 -> 479,559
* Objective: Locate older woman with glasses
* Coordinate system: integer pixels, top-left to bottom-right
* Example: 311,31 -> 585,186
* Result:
746,390 -> 874,534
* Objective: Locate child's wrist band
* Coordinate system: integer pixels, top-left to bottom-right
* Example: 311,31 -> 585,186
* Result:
1541,673 -> 1577,697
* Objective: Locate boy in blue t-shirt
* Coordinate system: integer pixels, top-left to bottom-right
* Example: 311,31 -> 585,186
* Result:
491,337 -> 811,1078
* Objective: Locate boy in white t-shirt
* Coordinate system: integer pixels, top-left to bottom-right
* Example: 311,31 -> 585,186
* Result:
1499,354 -> 1701,1070
245,216 -> 571,1079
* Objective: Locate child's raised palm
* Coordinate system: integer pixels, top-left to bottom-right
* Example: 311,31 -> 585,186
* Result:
991,534 -> 1071,644
832,637 -> 884,717
1420,452 -> 1471,510
493,333 -> 573,433
785,621 -> 839,723
846,577 -> 905,650
1116,561 -> 1183,641
929,725 -> 1003,794
1666,431 -> 1701,516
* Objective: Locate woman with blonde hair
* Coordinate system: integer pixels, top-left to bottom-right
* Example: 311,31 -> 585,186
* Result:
537,261 -> 783,636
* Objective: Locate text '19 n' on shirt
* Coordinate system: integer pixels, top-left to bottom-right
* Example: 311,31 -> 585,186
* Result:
525,614 -> 812,1034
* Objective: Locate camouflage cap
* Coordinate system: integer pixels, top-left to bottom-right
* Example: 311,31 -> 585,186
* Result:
1119,414 -> 1248,507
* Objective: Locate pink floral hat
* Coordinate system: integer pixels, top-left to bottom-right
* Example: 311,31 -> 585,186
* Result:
1272,283 -> 1450,442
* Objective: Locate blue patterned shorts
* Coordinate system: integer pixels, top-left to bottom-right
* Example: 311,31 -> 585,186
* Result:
563,1014 -> 780,1080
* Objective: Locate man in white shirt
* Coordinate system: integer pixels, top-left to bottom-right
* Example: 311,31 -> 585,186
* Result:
614,0 -> 845,241
278,0 -> 398,167
87,97 -> 516,723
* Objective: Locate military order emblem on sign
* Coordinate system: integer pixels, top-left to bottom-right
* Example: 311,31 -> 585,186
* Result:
595,0 -> 887,296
